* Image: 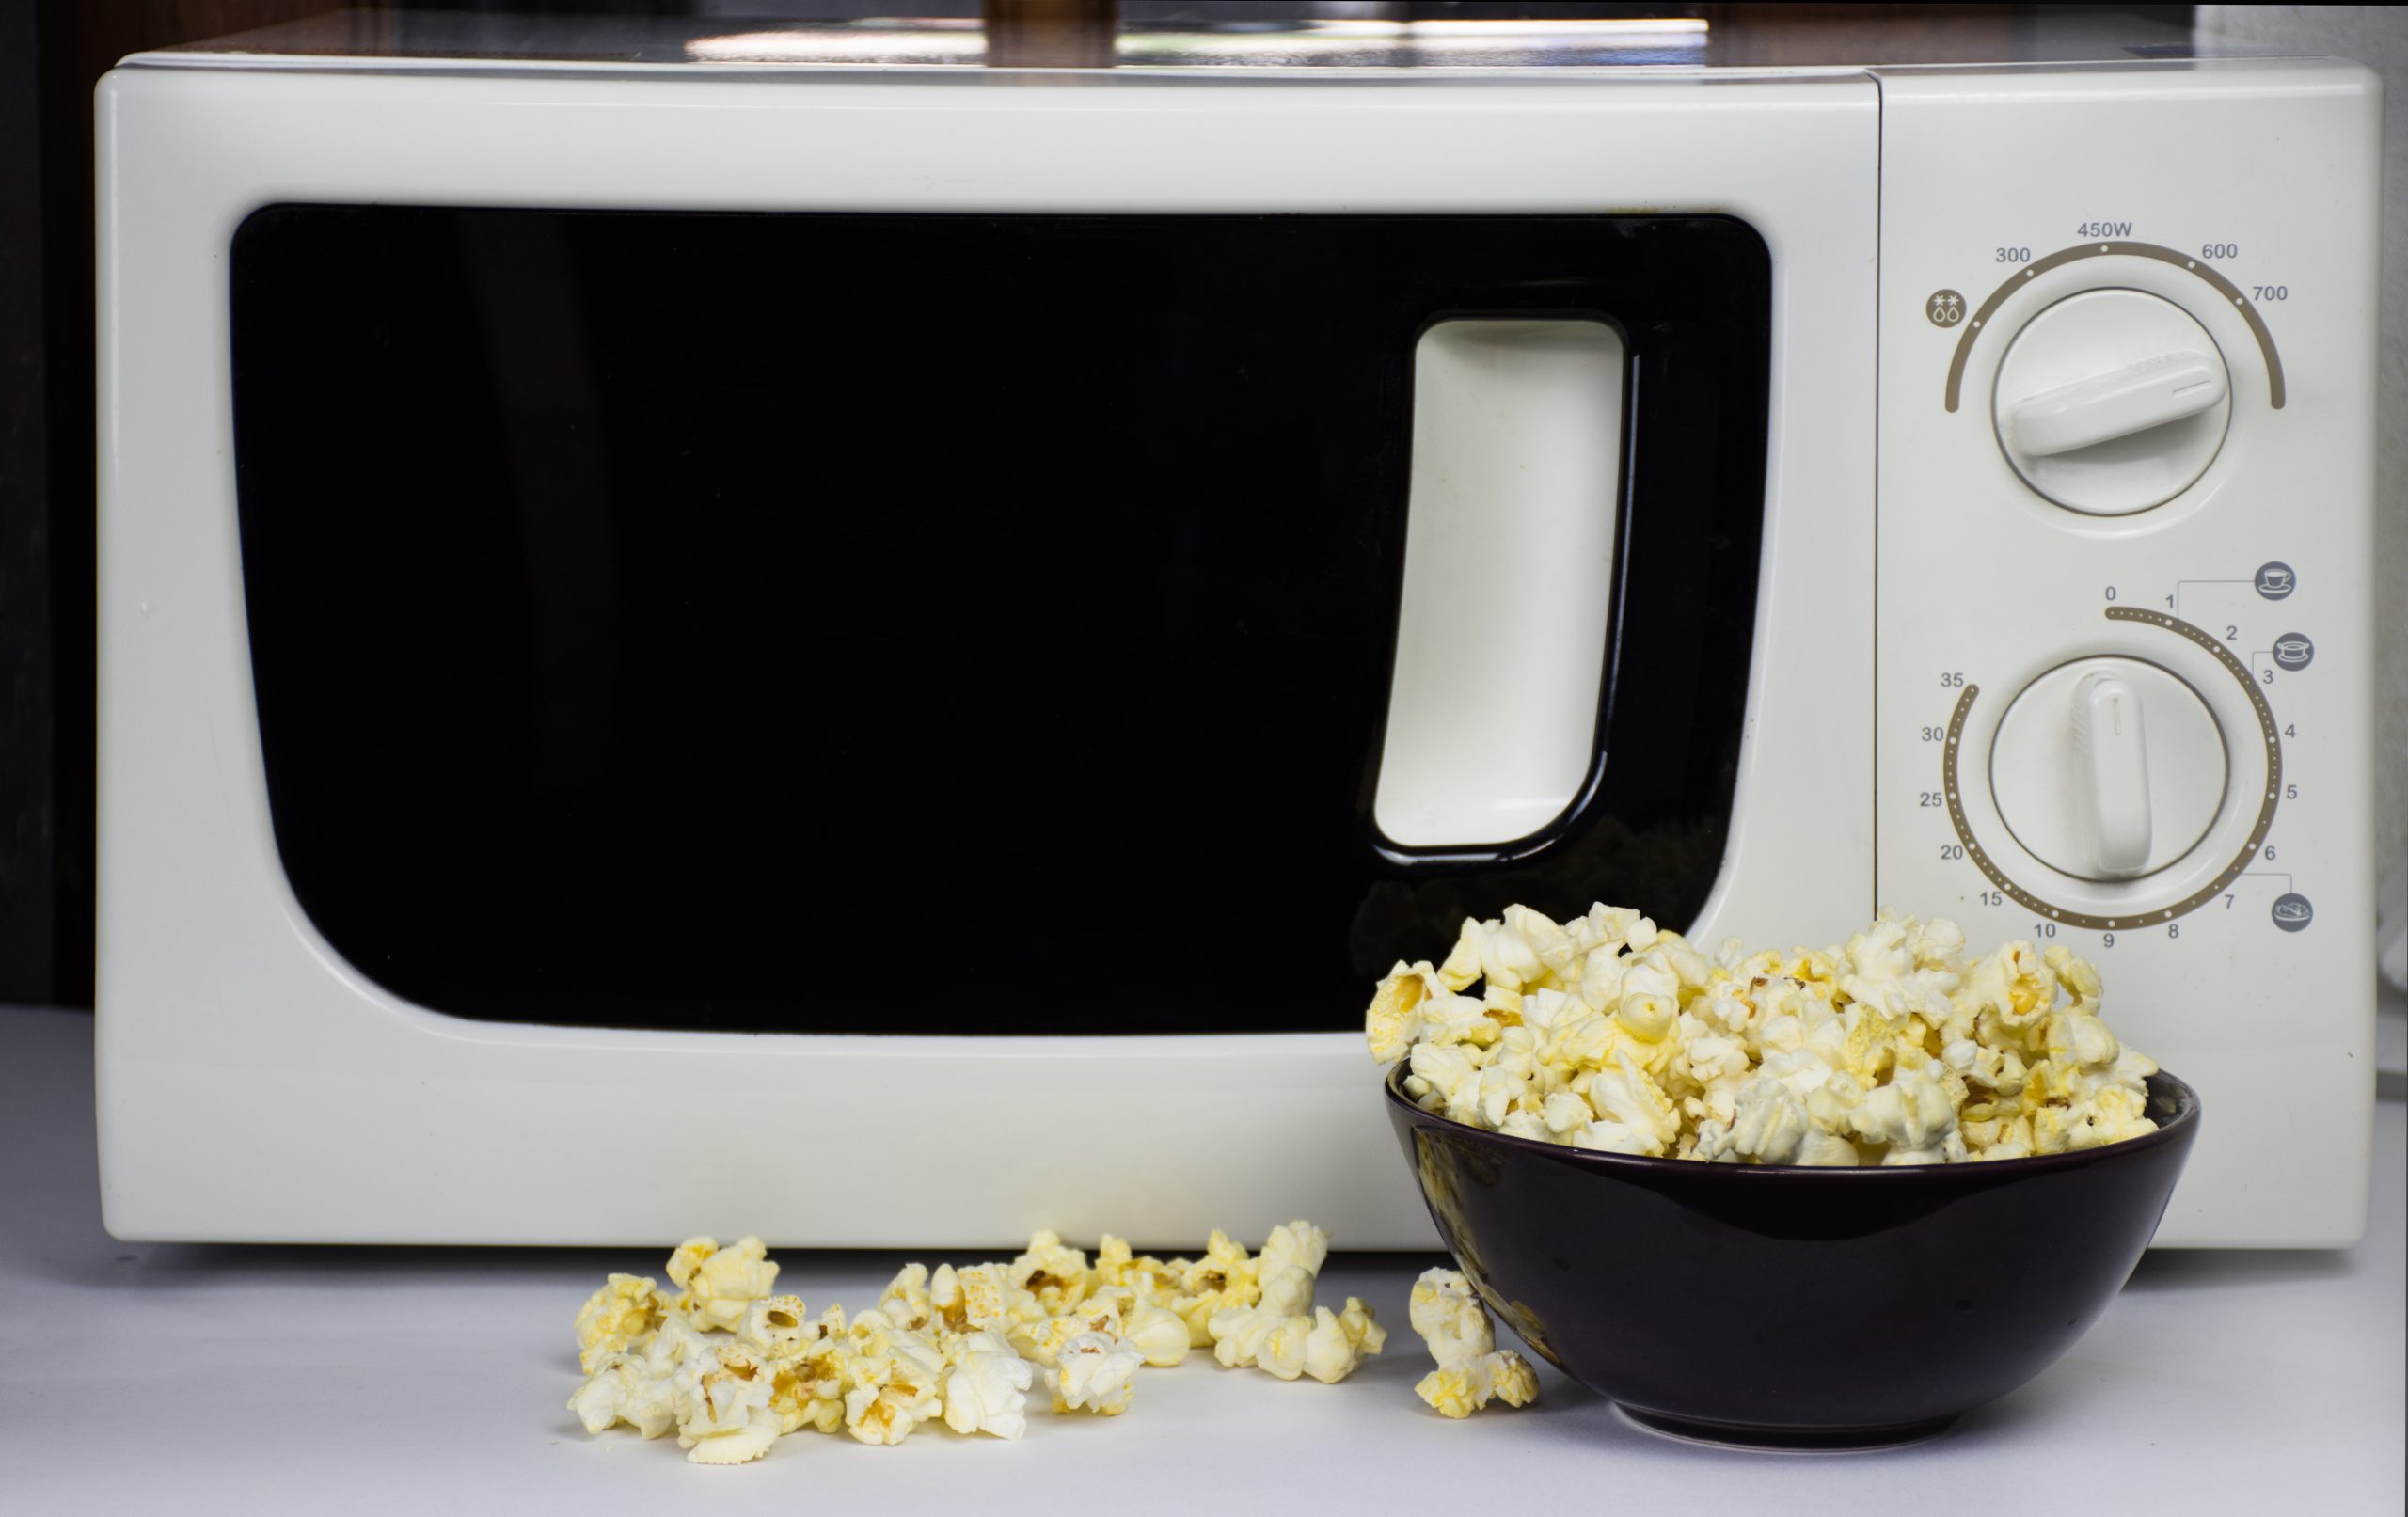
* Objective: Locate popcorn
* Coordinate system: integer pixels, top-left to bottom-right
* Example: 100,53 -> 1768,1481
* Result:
1121,1304 -> 1193,1367
1009,1296 -> 1125,1367
1167,1230 -> 1260,1348
1304,1300 -> 1387,1384
1196,1226 -> 1384,1386
1254,1315 -> 1316,1381
1258,1220 -> 1330,1281
1047,1332 -> 1144,1414
673,1345 -> 780,1462
1416,1351 -> 1541,1419
1408,1269 -> 1494,1367
879,1264 -> 937,1333
568,1351 -> 678,1439
765,1311 -> 849,1435
1092,1236 -> 1180,1310
640,1311 -> 720,1374
687,1414 -> 781,1465
1368,903 -> 2159,1166
945,1262 -> 1026,1335
1407,1268 -> 1537,1418
842,1361 -> 939,1445
1008,1230 -> 1091,1315
738,1295 -> 823,1361
942,1330 -> 1035,1440
667,1237 -> 780,1333
574,1273 -> 666,1373
1368,961 -> 1447,1063
566,1220 -> 1401,1462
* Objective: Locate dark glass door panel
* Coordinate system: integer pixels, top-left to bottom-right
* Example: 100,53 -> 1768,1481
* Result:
229,207 -> 1769,1033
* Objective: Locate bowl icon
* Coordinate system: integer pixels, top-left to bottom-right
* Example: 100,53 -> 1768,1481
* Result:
1386,1065 -> 2200,1448
2273,635 -> 2314,669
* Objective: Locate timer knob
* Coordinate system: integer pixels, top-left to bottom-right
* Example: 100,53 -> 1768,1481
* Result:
1993,289 -> 2231,515
1988,656 -> 2227,883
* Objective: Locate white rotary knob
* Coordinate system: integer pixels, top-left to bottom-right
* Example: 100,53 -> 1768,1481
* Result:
1989,656 -> 2227,884
1993,289 -> 2231,515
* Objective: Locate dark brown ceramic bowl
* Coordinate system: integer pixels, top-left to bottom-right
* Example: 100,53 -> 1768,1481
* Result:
1385,1066 -> 2199,1448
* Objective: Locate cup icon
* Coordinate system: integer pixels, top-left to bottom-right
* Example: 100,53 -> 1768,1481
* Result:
2256,562 -> 2295,600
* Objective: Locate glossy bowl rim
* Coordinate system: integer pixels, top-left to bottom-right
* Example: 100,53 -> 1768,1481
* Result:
1383,1062 -> 2198,1179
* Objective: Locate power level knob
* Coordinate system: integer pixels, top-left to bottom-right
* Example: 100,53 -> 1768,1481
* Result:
1989,656 -> 2227,883
1993,289 -> 2231,515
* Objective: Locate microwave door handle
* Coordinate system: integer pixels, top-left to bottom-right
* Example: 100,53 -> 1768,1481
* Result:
1371,317 -> 1624,859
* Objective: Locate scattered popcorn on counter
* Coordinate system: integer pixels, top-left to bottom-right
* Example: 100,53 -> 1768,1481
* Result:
1408,1268 -> 1539,1419
564,1222 -> 1386,1463
1368,904 -> 2161,1166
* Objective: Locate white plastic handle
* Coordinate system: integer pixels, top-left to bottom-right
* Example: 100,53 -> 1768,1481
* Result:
2072,672 -> 2154,877
2008,350 -> 2227,458
1373,320 -> 1623,847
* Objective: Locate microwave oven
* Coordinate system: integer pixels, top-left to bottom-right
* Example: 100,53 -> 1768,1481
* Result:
94,15 -> 2379,1248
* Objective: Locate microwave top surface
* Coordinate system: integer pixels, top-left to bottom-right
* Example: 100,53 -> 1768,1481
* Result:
129,8 -> 2285,78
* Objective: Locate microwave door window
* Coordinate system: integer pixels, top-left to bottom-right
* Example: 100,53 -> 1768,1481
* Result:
228,207 -> 1769,1034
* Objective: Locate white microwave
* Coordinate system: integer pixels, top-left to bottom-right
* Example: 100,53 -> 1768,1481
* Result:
95,15 -> 2379,1248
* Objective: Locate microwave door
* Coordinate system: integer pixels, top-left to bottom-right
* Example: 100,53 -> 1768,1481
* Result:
228,207 -> 1768,1036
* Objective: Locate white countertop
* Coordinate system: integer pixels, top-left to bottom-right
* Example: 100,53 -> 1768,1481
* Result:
2,1004 -> 2400,1511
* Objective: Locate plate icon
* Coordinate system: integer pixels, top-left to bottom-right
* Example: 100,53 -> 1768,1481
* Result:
2272,893 -> 2314,932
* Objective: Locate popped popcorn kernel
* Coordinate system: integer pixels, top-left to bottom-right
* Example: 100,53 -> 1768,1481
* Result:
569,1350 -> 678,1439
687,1415 -> 780,1465
1368,903 -> 2158,1167
1415,1351 -> 1540,1419
1008,1230 -> 1092,1315
1048,1332 -> 1143,1415
1010,1297 -> 1124,1367
667,1237 -> 781,1333
574,1273 -> 666,1374
673,1344 -> 778,1460
840,1315 -> 943,1446
1168,1229 -> 1259,1347
1302,1300 -> 1386,1384
1408,1269 -> 1495,1367
737,1295 -> 815,1360
941,1330 -> 1034,1440
879,1264 -> 937,1333
1122,1304 -> 1193,1367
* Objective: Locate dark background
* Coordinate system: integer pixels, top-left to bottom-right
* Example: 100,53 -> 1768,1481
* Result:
0,0 -> 2194,1009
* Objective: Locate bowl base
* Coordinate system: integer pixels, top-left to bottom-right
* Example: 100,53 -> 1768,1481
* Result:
1614,1403 -> 1959,1453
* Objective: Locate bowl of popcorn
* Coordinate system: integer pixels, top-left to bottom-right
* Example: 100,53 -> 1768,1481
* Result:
1370,902 -> 2200,1449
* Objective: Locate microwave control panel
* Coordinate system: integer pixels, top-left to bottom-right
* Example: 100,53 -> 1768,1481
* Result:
1873,64 -> 2379,1246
